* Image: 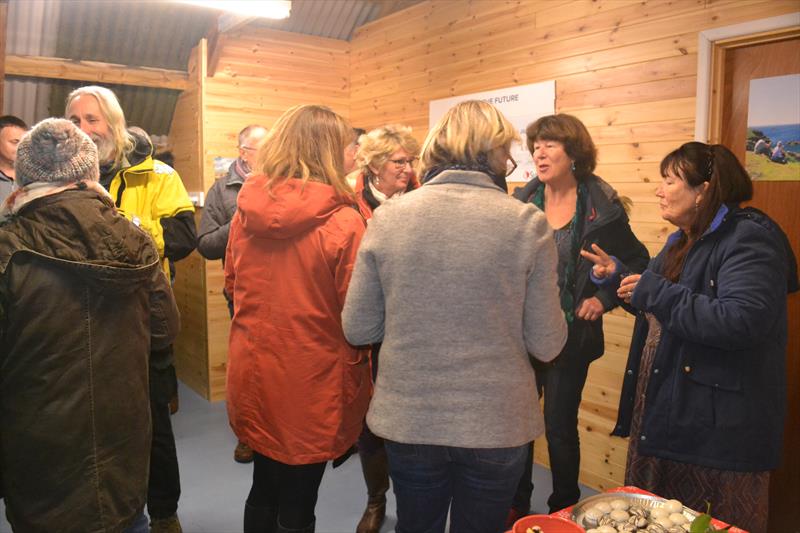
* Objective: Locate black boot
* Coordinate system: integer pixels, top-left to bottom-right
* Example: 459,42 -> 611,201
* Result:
356,447 -> 389,533
244,503 -> 278,533
276,518 -> 315,533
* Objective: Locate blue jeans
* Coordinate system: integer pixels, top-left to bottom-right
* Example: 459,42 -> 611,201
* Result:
385,441 -> 528,533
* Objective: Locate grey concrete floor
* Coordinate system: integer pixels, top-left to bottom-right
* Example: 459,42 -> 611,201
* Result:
0,381 -> 596,532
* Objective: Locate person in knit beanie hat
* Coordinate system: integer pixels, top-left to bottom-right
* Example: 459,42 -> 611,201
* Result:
15,118 -> 98,186
0,117 -> 180,531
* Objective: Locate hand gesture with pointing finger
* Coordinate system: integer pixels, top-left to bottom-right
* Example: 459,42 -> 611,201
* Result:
580,243 -> 617,279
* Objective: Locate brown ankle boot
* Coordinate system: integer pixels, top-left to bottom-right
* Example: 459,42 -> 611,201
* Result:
356,448 -> 389,533
234,441 -> 255,463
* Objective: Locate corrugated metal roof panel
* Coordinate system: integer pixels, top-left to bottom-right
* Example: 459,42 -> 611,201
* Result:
2,0 -> 423,132
51,1 -> 215,70
4,0 -> 61,127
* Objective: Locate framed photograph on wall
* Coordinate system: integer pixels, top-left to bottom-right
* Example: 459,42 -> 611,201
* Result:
745,74 -> 800,181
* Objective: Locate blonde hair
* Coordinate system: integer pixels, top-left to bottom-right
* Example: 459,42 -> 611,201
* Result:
65,86 -> 135,168
419,100 -> 519,178
257,105 -> 353,197
354,124 -> 420,174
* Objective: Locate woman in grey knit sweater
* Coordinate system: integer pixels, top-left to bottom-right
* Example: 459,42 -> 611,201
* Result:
342,100 -> 567,533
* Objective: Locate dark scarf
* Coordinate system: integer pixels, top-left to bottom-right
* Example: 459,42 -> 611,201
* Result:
99,161 -> 120,191
361,171 -> 382,212
362,170 -> 419,211
531,180 -> 588,323
420,153 -> 508,192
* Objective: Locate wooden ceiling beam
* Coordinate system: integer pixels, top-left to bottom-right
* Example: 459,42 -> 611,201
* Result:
206,13 -> 256,78
205,19 -> 224,78
4,55 -> 189,91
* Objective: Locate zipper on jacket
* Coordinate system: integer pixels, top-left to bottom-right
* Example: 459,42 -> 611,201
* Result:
115,175 -> 127,208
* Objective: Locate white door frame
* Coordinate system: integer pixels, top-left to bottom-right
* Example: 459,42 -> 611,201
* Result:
695,13 -> 800,142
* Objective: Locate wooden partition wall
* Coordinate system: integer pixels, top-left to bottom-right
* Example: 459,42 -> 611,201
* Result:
169,30 -> 350,401
348,0 -> 799,491
168,0 -> 799,491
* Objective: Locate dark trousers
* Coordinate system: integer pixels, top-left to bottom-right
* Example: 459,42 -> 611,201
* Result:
147,364 -> 181,519
513,354 -> 591,513
247,452 -> 327,529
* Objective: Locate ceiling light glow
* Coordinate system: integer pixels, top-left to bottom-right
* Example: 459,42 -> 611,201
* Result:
178,0 -> 291,20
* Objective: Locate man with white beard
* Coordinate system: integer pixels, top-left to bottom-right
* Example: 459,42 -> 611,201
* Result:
66,86 -> 195,533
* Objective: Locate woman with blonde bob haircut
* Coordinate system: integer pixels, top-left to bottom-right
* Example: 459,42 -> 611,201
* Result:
347,124 -> 420,533
225,104 -> 371,533
343,100 -> 567,533
349,124 -> 420,222
419,99 -> 519,190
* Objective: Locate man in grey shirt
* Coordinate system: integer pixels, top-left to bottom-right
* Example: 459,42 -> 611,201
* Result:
197,123 -> 266,465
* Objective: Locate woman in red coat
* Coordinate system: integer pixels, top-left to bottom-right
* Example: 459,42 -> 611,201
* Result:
346,124 -> 419,533
225,104 -> 371,533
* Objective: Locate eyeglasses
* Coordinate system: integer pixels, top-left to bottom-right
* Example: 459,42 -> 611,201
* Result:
388,157 -> 418,169
240,146 -> 258,152
506,156 -> 518,177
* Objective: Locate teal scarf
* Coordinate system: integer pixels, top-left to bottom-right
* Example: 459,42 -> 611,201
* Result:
532,181 -> 587,323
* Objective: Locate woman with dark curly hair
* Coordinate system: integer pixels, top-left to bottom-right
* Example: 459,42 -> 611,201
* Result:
510,114 -> 649,519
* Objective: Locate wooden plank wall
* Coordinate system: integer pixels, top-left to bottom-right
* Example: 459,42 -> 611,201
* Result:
171,29 -> 351,401
169,41 -> 210,398
348,0 -> 800,490
204,28 -> 350,401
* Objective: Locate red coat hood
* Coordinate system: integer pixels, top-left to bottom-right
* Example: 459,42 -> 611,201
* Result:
237,175 -> 353,239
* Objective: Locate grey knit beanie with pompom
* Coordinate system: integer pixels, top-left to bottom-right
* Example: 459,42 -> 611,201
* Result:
15,118 -> 99,187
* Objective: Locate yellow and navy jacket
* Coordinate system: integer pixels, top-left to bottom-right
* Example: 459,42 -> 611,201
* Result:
101,131 -> 196,279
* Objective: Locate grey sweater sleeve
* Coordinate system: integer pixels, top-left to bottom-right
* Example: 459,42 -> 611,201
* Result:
523,212 -> 568,362
342,218 -> 385,346
197,180 -> 230,260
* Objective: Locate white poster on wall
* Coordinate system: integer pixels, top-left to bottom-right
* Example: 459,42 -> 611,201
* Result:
428,81 -> 556,182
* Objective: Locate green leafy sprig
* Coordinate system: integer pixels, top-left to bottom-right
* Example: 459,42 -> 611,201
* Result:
689,502 -> 730,533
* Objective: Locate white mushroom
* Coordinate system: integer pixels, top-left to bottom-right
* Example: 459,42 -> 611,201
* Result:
595,502 -> 613,514
655,517 -> 674,528
610,499 -> 630,511
650,508 -> 670,520
669,513 -> 689,525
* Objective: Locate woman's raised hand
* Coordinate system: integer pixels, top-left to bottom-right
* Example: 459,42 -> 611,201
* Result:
580,243 -> 617,279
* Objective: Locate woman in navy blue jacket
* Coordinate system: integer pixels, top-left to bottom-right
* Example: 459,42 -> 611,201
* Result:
586,142 -> 797,533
